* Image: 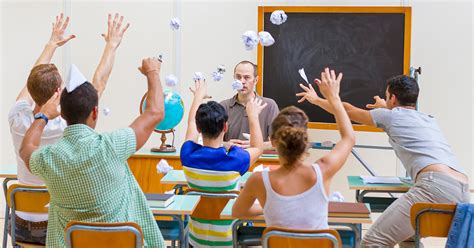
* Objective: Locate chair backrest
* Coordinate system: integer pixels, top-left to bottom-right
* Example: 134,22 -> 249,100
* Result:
7,183 -> 49,213
185,189 -> 239,220
64,221 -> 143,248
183,166 -> 241,192
410,202 -> 456,238
262,227 -> 342,248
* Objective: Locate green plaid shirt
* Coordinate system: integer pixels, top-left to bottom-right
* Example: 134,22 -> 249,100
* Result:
30,124 -> 165,247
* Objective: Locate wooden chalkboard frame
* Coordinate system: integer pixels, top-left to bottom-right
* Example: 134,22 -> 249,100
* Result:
257,6 -> 412,132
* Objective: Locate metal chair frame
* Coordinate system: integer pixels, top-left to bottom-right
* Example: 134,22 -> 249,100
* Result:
414,208 -> 454,248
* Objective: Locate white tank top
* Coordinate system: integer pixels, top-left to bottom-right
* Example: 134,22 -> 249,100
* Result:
262,164 -> 329,230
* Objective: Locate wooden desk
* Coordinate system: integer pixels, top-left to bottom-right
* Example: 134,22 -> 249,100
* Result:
220,199 -> 371,248
0,167 -> 17,178
128,149 -> 278,193
348,175 -> 412,213
150,195 -> 200,248
150,195 -> 200,215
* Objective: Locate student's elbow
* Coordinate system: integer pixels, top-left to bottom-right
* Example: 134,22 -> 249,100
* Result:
345,133 -> 356,147
231,204 -> 245,218
149,109 -> 164,124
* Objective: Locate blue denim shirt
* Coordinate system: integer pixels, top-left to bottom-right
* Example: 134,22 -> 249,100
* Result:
446,203 -> 474,248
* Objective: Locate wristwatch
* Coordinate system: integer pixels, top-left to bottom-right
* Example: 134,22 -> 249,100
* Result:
34,112 -> 49,124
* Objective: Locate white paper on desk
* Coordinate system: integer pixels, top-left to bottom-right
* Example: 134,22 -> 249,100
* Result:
360,176 -> 402,184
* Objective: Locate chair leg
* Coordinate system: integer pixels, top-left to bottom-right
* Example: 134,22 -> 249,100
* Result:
2,205 -> 10,248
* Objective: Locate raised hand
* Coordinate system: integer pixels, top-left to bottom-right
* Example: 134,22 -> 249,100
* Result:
101,13 -> 130,48
296,82 -> 322,105
40,89 -> 61,119
48,13 -> 76,47
246,97 -> 268,119
316,67 -> 343,101
366,96 -> 387,109
138,57 -> 161,76
189,79 -> 209,101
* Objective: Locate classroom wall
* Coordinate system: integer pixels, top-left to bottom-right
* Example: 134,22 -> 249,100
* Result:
1,0 -> 472,200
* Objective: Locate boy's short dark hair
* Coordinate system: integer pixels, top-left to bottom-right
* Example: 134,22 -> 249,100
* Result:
60,82 -> 98,125
196,101 -> 228,139
386,75 -> 419,107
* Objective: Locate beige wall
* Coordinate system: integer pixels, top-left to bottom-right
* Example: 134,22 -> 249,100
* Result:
1,0 -> 472,200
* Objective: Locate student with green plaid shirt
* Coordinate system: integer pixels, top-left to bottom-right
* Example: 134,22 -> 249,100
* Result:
19,57 -> 166,247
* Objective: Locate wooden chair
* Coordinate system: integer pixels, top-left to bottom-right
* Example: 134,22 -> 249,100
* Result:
64,221 -> 143,248
6,183 -> 49,248
410,202 -> 456,248
262,227 -> 342,248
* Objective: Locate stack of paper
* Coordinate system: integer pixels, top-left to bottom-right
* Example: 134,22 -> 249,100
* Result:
360,176 -> 402,184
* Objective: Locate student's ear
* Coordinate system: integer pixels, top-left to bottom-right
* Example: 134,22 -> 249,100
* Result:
223,122 -> 228,133
255,75 -> 259,84
389,94 -> 398,106
92,106 -> 98,121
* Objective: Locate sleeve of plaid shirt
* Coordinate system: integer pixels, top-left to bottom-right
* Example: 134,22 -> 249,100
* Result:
107,127 -> 137,161
29,146 -> 50,180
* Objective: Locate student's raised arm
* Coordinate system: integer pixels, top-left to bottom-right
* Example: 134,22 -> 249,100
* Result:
312,68 -> 355,193
17,13 -> 75,104
296,78 -> 377,127
20,89 -> 61,171
92,13 -> 129,98
245,98 -> 267,166
129,58 -> 164,151
185,80 -> 208,142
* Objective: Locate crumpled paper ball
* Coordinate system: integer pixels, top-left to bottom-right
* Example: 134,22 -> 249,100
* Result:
193,72 -> 205,81
170,17 -> 181,30
232,79 -> 243,91
102,107 -> 111,116
156,159 -> 173,174
165,74 -> 178,87
330,191 -> 345,202
270,10 -> 288,25
242,31 -> 259,50
211,71 -> 224,81
258,31 -> 275,47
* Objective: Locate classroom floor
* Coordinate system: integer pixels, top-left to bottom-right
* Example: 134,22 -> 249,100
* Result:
0,187 -> 448,248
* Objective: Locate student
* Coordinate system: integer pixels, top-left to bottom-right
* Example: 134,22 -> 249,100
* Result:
232,68 -> 355,230
19,57 -> 165,247
7,13 -> 127,244
297,74 -> 470,247
180,79 -> 267,247
220,60 -> 279,149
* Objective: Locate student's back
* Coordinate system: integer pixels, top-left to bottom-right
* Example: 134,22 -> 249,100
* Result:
262,163 -> 328,229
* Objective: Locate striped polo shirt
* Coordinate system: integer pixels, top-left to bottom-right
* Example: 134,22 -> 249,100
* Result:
180,140 -> 250,247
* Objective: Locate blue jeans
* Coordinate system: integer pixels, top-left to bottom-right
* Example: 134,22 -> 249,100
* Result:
7,214 -> 47,245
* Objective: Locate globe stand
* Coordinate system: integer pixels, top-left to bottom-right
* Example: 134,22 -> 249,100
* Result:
151,129 -> 176,153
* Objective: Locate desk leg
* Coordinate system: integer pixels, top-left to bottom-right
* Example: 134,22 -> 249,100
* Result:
155,214 -> 186,248
356,190 -> 361,203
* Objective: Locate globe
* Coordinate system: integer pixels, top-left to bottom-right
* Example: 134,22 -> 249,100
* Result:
140,90 -> 185,131
140,90 -> 184,152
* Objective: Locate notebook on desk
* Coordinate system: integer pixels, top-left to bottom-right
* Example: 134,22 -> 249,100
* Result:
360,175 -> 403,184
145,193 -> 175,208
328,202 -> 370,218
